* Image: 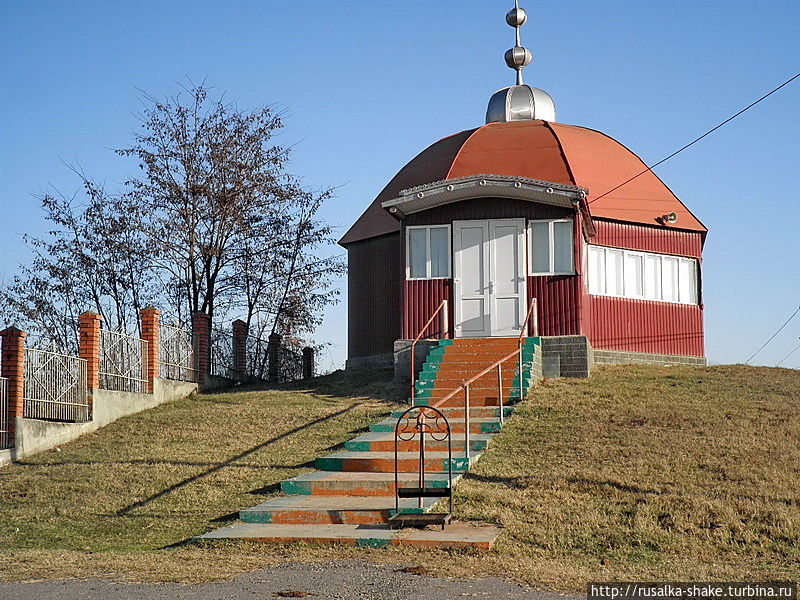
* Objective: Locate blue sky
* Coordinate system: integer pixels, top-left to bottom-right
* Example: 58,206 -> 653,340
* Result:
1,1 -> 799,372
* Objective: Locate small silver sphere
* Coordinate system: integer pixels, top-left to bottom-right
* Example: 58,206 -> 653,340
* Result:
505,46 -> 533,69
506,7 -> 528,27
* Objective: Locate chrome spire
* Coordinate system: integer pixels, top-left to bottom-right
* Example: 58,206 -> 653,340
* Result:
504,0 -> 532,85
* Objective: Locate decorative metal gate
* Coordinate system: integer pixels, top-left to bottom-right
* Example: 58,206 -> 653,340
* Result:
159,324 -> 196,382
99,329 -> 148,393
23,348 -> 89,422
0,376 -> 10,448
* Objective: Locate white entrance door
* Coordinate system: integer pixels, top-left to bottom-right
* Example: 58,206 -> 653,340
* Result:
453,219 -> 527,338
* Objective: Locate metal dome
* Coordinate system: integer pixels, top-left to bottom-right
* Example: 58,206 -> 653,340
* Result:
486,85 -> 556,124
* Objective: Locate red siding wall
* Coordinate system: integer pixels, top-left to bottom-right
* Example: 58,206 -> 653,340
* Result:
403,279 -> 453,339
395,205 -> 705,359
589,296 -> 704,357
586,219 -> 705,357
527,275 -> 583,336
592,219 -> 703,258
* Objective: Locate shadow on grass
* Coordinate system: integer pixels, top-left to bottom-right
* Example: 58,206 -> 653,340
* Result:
202,369 -> 407,404
250,482 -> 283,496
462,473 -> 534,490
115,403 -> 363,516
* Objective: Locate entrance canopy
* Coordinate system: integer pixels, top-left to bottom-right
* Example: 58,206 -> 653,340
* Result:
381,175 -> 585,219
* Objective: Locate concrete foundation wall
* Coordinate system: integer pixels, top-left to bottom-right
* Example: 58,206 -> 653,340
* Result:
593,349 -> 707,367
0,378 -> 196,467
392,340 -> 439,385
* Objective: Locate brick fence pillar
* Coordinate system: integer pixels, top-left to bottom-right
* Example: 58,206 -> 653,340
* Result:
192,312 -> 211,386
140,307 -> 160,394
268,333 -> 282,383
79,312 -> 102,415
1,327 -> 28,443
302,347 -> 315,379
232,319 -> 248,382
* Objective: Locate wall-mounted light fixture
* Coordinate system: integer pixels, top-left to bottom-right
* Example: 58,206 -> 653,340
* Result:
659,212 -> 678,225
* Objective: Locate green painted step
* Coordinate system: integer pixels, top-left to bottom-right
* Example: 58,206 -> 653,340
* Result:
239,495 -> 439,525
280,472 -> 458,496
315,450 -> 481,473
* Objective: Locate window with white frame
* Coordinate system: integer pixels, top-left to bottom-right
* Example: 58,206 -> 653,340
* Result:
406,225 -> 451,279
587,245 -> 699,305
528,219 -> 574,275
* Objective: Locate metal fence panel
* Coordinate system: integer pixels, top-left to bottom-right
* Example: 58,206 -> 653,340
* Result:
99,329 -> 148,394
23,348 -> 89,422
0,377 -> 10,449
159,324 -> 196,382
245,336 -> 269,381
280,347 -> 304,382
211,328 -> 305,384
210,329 -> 237,379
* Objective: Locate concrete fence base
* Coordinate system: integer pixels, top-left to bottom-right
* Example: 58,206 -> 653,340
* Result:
0,378 -> 196,467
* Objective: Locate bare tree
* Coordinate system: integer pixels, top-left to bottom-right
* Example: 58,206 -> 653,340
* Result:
1,82 -> 343,351
0,185 -> 154,352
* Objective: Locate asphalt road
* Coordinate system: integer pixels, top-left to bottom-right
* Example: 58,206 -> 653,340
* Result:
0,560 -> 575,600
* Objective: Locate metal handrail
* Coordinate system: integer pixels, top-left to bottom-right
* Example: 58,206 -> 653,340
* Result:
426,298 -> 539,460
409,300 -> 449,402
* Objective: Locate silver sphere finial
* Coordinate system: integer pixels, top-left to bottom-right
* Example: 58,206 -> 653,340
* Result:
486,0 -> 557,123
504,1 -> 531,85
506,7 -> 527,27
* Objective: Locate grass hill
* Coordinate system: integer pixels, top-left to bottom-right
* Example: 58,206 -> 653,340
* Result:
1,364 -> 799,590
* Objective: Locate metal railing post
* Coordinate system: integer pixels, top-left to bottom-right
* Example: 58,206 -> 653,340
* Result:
518,338 -> 524,402
463,382 -> 470,461
410,344 -> 415,403
418,411 -> 425,509
497,363 -> 504,424
442,302 -> 449,339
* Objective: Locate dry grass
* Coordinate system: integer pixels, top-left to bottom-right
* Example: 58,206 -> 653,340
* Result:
1,364 -> 799,590
454,364 -> 800,588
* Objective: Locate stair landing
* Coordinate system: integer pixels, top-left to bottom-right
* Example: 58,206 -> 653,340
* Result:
201,522 -> 501,549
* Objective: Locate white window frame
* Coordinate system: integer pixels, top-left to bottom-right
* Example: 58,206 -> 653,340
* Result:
527,219 -> 575,276
405,224 -> 452,280
587,245 -> 699,305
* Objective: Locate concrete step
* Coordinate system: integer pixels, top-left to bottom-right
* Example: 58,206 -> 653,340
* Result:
390,406 -> 515,419
345,432 -> 492,453
239,495 -> 439,525
281,472 -> 460,497
370,417 -> 501,435
196,522 -> 501,550
315,450 -> 480,473
416,394 -> 506,407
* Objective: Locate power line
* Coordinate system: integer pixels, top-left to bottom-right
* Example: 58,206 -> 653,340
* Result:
776,339 -> 800,367
588,71 -> 800,205
745,305 -> 800,365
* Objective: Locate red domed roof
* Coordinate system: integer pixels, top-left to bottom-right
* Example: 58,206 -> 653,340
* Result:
339,120 -> 705,246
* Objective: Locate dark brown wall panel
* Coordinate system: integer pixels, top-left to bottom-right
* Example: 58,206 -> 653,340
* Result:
406,197 -> 573,226
589,295 -> 705,357
347,233 -> 403,359
592,219 -> 703,258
